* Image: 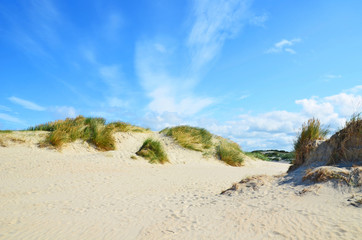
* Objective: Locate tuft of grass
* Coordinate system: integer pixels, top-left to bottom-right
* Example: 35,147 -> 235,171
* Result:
136,138 -> 169,164
293,118 -> 329,166
0,138 -> 5,147
161,126 -> 212,151
216,139 -> 244,166
329,112 -> 362,164
303,167 -> 351,185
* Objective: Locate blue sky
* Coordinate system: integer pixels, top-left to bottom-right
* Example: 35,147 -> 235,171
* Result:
1,0 -> 361,151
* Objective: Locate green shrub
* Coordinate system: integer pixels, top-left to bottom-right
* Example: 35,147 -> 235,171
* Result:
161,126 -> 212,151
136,138 -> 169,164
293,118 -> 329,166
216,140 -> 244,166
245,152 -> 270,161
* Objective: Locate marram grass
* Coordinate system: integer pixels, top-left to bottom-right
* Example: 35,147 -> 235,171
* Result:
216,139 -> 244,166
161,126 -> 212,151
28,115 -> 147,151
293,118 -> 329,166
136,138 -> 169,164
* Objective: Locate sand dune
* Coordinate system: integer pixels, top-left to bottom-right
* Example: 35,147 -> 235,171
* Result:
0,131 -> 361,239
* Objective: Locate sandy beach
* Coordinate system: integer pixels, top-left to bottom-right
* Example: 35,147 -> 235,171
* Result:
0,131 -> 361,239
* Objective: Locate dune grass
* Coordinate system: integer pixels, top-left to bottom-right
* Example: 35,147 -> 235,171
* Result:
136,138 -> 169,164
293,118 -> 329,166
302,166 -> 362,186
216,139 -> 244,166
28,115 -> 148,150
245,152 -> 270,161
329,112 -> 362,164
161,126 -> 212,152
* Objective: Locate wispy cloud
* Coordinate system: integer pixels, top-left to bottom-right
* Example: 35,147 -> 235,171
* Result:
324,74 -> 342,79
0,0 -> 61,58
103,13 -> 123,41
8,96 -> 46,111
266,38 -> 301,54
99,64 -> 124,94
188,0 -> 251,71
0,113 -> 23,124
249,13 -> 268,27
345,85 -> 362,94
136,0 -> 254,117
0,105 -> 12,112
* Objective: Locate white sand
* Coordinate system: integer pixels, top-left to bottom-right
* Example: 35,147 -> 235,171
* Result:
0,132 -> 361,239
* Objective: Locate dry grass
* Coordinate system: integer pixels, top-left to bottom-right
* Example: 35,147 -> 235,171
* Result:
161,126 -> 212,152
216,139 -> 244,166
303,167 -> 349,184
221,175 -> 278,195
293,118 -> 329,166
328,113 -> 362,164
0,138 -> 6,147
303,166 -> 362,186
136,138 -> 169,164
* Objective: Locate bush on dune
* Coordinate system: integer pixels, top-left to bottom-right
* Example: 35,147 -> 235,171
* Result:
136,138 -> 169,164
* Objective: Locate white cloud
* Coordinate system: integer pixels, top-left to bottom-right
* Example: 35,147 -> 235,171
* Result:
266,38 -> 301,54
199,86 -> 362,151
0,113 -> 23,124
284,48 -> 296,54
135,41 -> 214,116
51,106 -> 77,119
8,96 -> 46,111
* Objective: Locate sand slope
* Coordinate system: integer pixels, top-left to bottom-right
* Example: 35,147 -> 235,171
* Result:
0,132 -> 361,239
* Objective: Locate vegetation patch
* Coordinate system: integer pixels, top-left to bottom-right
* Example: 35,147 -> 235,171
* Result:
161,126 -> 212,152
248,150 -> 295,162
303,166 -> 362,186
293,118 -> 329,166
0,138 -> 5,147
216,139 -> 244,166
0,130 -> 13,134
28,116 -> 148,151
136,138 -> 169,164
328,113 -> 362,164
245,152 -> 270,161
